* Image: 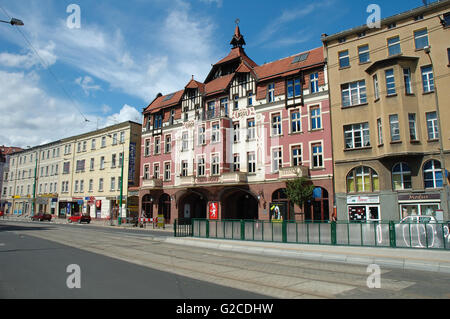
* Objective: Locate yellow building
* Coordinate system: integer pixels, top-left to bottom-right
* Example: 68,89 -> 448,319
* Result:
322,1 -> 450,221
58,121 -> 142,220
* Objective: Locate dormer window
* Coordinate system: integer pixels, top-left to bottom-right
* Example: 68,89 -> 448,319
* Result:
187,89 -> 196,99
287,78 -> 301,99
154,114 -> 162,129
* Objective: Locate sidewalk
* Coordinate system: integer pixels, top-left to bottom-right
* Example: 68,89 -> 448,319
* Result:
163,236 -> 450,274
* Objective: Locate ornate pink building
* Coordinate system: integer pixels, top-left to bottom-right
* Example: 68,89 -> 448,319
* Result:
138,26 -> 333,224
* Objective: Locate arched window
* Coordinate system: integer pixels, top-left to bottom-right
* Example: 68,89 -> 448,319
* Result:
423,160 -> 443,189
392,163 -> 412,190
347,166 -> 379,193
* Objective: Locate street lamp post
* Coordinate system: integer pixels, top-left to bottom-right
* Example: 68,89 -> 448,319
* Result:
425,45 -> 450,220
0,18 -> 24,26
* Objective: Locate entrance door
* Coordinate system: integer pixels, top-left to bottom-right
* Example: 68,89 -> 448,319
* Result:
184,203 -> 191,219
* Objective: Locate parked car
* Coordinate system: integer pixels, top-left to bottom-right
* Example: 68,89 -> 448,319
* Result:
31,213 -> 52,222
68,214 -> 91,224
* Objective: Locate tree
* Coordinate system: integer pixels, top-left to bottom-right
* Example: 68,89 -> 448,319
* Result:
285,176 -> 314,213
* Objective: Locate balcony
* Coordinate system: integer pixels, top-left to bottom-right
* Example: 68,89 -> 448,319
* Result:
278,166 -> 309,179
179,175 -> 195,186
222,172 -> 248,183
142,178 -> 163,189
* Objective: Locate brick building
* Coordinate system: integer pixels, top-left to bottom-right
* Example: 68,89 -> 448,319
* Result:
139,25 -> 333,224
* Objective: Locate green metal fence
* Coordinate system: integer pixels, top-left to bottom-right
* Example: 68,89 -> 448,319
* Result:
177,219 -> 450,250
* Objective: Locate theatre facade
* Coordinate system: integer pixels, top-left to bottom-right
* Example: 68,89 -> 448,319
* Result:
138,26 -> 334,224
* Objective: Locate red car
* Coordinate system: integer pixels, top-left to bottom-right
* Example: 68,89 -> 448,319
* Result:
31,213 -> 52,222
68,214 -> 91,224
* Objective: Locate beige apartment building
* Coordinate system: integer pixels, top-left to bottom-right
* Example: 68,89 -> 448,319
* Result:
58,121 -> 141,220
2,121 -> 142,220
322,1 -> 450,221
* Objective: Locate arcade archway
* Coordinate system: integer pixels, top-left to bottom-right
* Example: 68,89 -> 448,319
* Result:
221,188 -> 258,220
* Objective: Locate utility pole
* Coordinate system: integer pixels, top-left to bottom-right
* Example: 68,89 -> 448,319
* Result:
31,151 -> 38,216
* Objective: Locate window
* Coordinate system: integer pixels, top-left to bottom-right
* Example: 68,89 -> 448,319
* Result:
145,139 -> 150,156
445,12 -> 450,27
165,135 -> 171,153
198,126 -> 205,145
74,180 -> 79,193
408,114 -> 418,141
292,145 -> 302,166
154,114 -> 162,129
181,161 -> 188,177
153,163 -> 160,179
267,83 -> 275,103
347,166 -> 379,193
77,142 -> 81,153
373,74 -> 380,100
76,160 -> 85,172
344,123 -> 370,149
385,69 -> 396,96
91,139 -> 96,150
120,131 -> 125,143
339,50 -> 350,68
388,22 -> 396,29
389,114 -> 400,142
388,36 -> 401,56
169,109 -> 175,125
164,163 -> 171,181
247,152 -> 256,173
63,162 -> 70,174
272,148 -> 282,173
101,136 -> 106,148
211,155 -> 220,176
207,101 -> 216,119
99,178 -> 104,191
112,133 -> 118,145
79,180 -> 84,193
272,113 -> 282,136
310,106 -> 322,130
291,110 -> 301,133
233,95 -> 239,110
90,158 -> 95,171
154,137 -> 161,154
111,154 -> 117,168
392,163 -> 412,190
421,66 -> 434,93
233,122 -> 240,143
119,152 -> 123,167
341,80 -> 367,107
247,119 -> 256,140
220,98 -> 229,117
248,92 -> 253,106
403,68 -> 413,94
100,156 -> 105,170
358,45 -> 370,63
197,157 -> 205,177
312,143 -> 323,168
424,160 -> 443,189
426,112 -> 439,140
211,123 -> 220,143
414,29 -> 429,50
310,73 -> 319,93
233,154 -> 240,172
143,165 -> 150,180
89,179 -> 93,192
287,78 -> 302,98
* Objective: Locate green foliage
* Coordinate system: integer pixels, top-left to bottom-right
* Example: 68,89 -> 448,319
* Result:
285,176 -> 314,209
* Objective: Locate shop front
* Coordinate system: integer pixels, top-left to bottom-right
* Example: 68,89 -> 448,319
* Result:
398,193 -> 442,221
347,195 -> 380,222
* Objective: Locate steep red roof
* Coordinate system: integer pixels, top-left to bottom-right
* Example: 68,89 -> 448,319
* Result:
254,47 -> 324,81
205,73 -> 235,97
214,47 -> 258,68
144,90 -> 184,113
185,77 -> 205,93
0,146 -> 23,155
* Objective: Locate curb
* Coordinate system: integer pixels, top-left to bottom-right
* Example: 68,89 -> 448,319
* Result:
163,237 -> 450,274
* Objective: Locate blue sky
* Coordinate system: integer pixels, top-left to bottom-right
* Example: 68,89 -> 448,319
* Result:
0,0 -> 432,148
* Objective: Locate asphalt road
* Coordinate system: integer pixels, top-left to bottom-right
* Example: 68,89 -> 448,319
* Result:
0,223 -> 266,299
1,221 -> 449,299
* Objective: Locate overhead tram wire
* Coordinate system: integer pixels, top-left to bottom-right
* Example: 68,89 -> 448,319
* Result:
0,5 -> 91,124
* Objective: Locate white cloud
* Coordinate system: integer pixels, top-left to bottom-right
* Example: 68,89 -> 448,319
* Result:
0,42 -> 57,69
104,104 -> 142,127
199,0 -> 223,8
75,75 -> 102,96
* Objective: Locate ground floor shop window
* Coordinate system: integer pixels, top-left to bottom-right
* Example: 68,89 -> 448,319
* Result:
348,205 -> 380,222
400,203 -> 440,219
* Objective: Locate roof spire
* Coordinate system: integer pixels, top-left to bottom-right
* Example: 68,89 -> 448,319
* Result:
230,19 -> 246,49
